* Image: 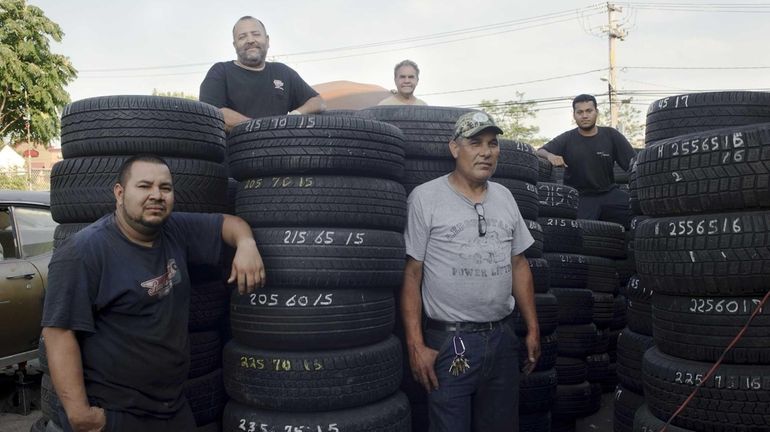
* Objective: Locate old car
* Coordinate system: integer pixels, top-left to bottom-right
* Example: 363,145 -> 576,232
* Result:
0,190 -> 57,369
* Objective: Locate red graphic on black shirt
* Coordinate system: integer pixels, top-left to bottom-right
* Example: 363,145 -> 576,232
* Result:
141,259 -> 181,298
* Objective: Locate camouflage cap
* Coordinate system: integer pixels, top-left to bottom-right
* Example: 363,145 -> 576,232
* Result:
451,111 -> 503,140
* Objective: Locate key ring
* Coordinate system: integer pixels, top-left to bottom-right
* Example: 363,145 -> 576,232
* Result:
452,335 -> 466,356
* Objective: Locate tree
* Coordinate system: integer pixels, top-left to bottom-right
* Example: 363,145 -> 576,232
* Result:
151,89 -> 198,101
597,101 -> 644,147
0,0 -> 77,146
478,93 -> 547,146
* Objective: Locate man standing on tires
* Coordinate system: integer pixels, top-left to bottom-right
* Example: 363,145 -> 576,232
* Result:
41,155 -> 265,432
401,112 -> 541,432
378,59 -> 428,106
536,94 -> 636,227
199,16 -> 325,131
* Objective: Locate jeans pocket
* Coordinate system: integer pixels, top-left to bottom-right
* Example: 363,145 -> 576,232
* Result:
423,328 -> 454,354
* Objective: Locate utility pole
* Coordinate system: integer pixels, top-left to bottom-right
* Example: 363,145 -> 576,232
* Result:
607,2 -> 626,129
24,89 -> 32,190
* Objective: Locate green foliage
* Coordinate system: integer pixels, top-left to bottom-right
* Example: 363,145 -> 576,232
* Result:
478,93 -> 547,146
0,170 -> 28,190
597,101 -> 644,146
0,0 -> 77,146
152,89 -> 198,100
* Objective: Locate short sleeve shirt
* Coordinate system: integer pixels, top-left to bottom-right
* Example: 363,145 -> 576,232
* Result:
404,175 -> 534,322
542,126 -> 635,195
199,61 -> 318,118
41,212 -> 223,417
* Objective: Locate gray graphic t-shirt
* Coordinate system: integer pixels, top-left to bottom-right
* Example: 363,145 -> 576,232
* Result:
405,175 -> 534,322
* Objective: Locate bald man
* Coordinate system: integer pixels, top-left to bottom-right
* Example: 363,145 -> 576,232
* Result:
200,16 -> 325,131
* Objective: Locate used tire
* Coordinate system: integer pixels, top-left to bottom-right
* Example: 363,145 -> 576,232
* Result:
61,95 -> 226,162
555,324 -> 597,358
592,292 -> 615,329
617,328 -> 655,394
230,287 -> 394,350
614,385 -> 645,432
227,115 -> 406,181
550,288 -> 593,325
222,391 -> 410,432
358,105 -> 476,158
537,182 -> 579,219
251,227 -> 404,289
643,346 -> 770,431
637,122 -> 770,215
538,217 -> 583,254
514,291 -> 559,336
644,91 -> 770,145
652,292 -> 770,364
578,219 -> 626,259
555,356 -> 588,385
189,331 -> 221,379
635,211 -> 770,296
223,336 -> 402,411
184,368 -> 226,426
235,176 -> 407,231
524,220 -> 543,258
519,368 -> 557,413
633,404 -> 694,432
528,258 -> 551,294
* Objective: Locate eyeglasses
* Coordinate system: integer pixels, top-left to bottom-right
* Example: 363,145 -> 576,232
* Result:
474,203 -> 486,237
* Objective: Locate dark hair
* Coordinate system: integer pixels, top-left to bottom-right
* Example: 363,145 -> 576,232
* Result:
233,16 -> 267,35
394,59 -> 420,78
572,94 -> 597,110
117,154 -> 171,186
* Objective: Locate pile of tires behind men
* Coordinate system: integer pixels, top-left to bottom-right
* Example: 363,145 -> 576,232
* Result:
36,96 -> 231,432
617,91 -> 770,432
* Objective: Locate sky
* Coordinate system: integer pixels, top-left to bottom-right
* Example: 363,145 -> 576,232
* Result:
28,0 -> 770,141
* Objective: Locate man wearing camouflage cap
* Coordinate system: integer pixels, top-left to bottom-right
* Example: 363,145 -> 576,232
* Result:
400,111 -> 541,431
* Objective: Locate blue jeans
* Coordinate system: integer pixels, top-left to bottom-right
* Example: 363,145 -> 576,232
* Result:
577,186 -> 632,229
424,321 -> 520,432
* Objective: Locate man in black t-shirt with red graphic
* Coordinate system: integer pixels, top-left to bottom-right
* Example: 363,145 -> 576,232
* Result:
42,155 -> 265,432
199,16 -> 325,131
537,94 -> 636,228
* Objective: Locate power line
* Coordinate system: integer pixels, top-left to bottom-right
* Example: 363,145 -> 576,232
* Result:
622,65 -> 770,70
626,2 -> 770,13
79,6 -> 602,74
421,69 -> 608,96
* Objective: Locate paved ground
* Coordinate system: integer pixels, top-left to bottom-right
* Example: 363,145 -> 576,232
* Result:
0,362 -> 43,432
576,392 -> 615,432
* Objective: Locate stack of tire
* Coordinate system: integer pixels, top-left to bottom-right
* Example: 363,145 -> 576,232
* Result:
221,114 -> 410,431
535,182 -> 595,432
631,91 -> 770,431
40,95 -> 230,432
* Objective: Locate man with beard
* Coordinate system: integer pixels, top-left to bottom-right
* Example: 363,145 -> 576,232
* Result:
199,16 -> 325,131
42,155 -> 265,432
537,94 -> 636,227
402,112 -> 540,432
378,59 -> 428,106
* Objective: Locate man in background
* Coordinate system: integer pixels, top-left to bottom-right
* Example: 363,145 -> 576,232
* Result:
378,59 -> 427,106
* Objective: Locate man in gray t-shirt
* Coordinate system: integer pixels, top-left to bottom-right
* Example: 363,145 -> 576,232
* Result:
401,111 -> 540,432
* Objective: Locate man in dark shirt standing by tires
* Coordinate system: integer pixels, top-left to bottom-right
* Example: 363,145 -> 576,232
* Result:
199,16 -> 325,131
42,155 -> 265,432
537,94 -> 636,227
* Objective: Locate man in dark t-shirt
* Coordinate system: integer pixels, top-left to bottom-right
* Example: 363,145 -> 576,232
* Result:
41,155 -> 265,432
199,15 -> 325,131
537,94 -> 636,227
